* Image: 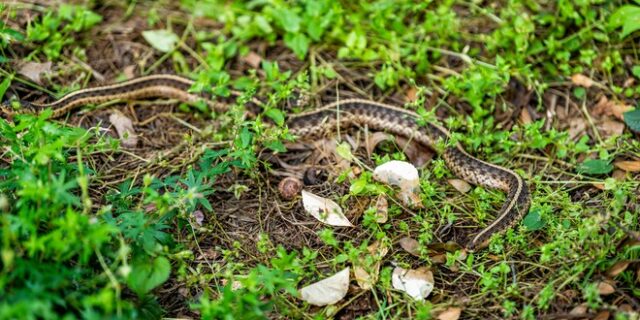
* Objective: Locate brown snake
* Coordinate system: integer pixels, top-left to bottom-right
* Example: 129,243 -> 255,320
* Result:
0,74 -> 531,249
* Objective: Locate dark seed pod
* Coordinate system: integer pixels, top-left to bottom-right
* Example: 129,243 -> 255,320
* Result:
303,168 -> 328,185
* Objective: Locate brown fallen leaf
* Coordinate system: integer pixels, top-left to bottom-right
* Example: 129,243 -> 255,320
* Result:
448,179 -> 471,194
568,117 -> 587,139
109,111 -> 138,147
18,61 -> 52,84
594,310 -> 610,320
569,304 -> 588,315
606,261 -> 630,277
406,87 -> 418,103
592,96 -> 633,120
612,169 -> 627,181
520,108 -> 532,125
430,254 -> 446,264
614,160 -> 640,172
399,237 -> 420,257
596,280 -> 615,296
597,119 -> 625,138
571,74 -> 594,87
436,307 -> 462,320
395,136 -> 434,167
242,51 -> 262,68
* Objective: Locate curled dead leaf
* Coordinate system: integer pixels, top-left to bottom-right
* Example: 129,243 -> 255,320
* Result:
109,112 -> 138,147
614,160 -> 640,172
299,268 -> 350,306
437,307 -> 462,320
593,96 -> 633,120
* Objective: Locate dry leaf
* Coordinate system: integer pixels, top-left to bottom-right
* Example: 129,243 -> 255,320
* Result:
373,161 -> 422,208
354,241 -> 389,290
242,51 -> 262,68
365,132 -> 393,157
448,179 -> 471,194
18,61 -> 52,84
109,112 -> 138,147
606,261 -> 630,277
612,169 -> 627,180
373,195 -> 388,223
598,119 -> 625,138
301,190 -> 353,227
520,108 -> 532,125
614,160 -> 640,172
594,310 -> 610,320
391,267 -> 434,300
192,210 -> 204,226
571,74 -> 594,87
405,87 -> 418,103
568,117 -> 587,139
592,96 -> 633,120
123,65 -> 136,79
399,237 -> 420,257
437,307 -> 462,320
596,280 -> 615,296
299,268 -> 350,306
395,136 -> 434,167
569,304 -> 588,315
431,254 -> 446,264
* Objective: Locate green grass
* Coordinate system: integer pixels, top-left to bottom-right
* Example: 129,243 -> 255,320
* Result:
1,1 -> 640,319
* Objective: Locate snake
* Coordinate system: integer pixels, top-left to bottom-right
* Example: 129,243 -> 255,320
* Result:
0,74 -> 531,250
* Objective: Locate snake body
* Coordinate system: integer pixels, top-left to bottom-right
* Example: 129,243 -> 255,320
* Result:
1,74 -> 531,249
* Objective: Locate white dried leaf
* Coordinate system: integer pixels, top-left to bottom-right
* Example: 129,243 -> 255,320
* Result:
301,190 -> 353,227
18,61 -> 52,84
391,267 -> 434,300
448,179 -> 471,194
299,267 -> 350,306
109,112 -> 138,147
373,161 -> 421,207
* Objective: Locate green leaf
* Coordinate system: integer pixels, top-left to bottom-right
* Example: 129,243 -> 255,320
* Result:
608,5 -> 640,38
632,66 -> 640,79
274,8 -> 301,33
335,142 -> 353,162
577,159 -> 613,175
265,108 -> 285,126
284,33 -> 309,59
142,29 -> 179,52
0,74 -> 12,100
127,256 -> 171,296
623,109 -> 640,132
264,140 -> 286,153
522,208 -> 544,231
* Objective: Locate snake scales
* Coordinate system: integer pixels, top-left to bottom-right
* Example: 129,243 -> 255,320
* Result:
0,74 -> 531,249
